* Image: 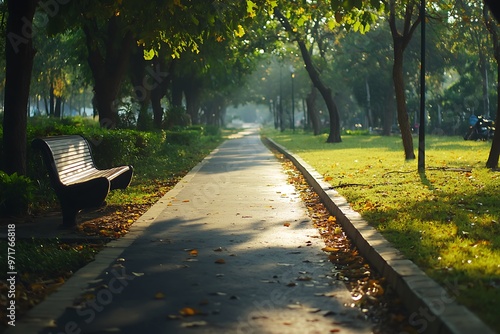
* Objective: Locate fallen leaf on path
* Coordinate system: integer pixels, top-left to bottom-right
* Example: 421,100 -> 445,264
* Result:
209,291 -> 227,296
283,222 -> 291,227
260,279 -> 276,283
154,292 -> 166,299
277,263 -> 293,266
307,308 -> 322,313
287,304 -> 302,309
179,307 -> 197,316
214,258 -> 226,264
322,247 -> 340,252
189,249 -> 198,256
30,283 -> 44,292
167,314 -> 182,320
296,276 -> 312,281
181,321 -> 207,328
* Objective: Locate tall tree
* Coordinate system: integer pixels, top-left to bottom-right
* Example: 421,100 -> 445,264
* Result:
83,15 -> 134,128
484,2 -> 500,168
386,0 -> 421,160
2,0 -> 39,175
274,6 -> 342,142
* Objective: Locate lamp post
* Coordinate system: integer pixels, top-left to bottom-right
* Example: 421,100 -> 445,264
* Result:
290,65 -> 295,132
279,65 -> 284,132
418,0 -> 426,172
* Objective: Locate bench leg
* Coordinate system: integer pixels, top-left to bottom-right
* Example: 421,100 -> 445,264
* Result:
61,207 -> 78,228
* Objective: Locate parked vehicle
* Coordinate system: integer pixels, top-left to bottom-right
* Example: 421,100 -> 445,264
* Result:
464,115 -> 495,141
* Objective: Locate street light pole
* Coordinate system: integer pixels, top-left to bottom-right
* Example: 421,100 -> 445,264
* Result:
279,65 -> 284,132
290,65 -> 295,132
418,0 -> 426,172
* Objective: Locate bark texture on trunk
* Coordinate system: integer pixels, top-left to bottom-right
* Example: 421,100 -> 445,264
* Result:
2,0 -> 39,175
484,4 -> 500,168
84,17 -> 133,128
306,86 -> 321,135
388,0 -> 420,160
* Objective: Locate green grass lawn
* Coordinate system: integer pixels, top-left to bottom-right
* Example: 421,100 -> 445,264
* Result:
262,128 -> 500,331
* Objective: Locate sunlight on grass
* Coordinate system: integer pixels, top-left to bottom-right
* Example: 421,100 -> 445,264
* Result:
263,128 -> 500,330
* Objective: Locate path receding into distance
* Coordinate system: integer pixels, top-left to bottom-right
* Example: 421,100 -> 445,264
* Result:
9,126 -> 371,334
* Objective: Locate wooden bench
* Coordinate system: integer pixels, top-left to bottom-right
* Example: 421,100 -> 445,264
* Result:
32,135 -> 134,227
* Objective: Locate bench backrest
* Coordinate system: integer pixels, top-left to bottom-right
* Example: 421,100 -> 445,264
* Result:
32,135 -> 97,186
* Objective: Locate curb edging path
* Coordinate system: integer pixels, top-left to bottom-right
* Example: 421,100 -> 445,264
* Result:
263,137 -> 495,334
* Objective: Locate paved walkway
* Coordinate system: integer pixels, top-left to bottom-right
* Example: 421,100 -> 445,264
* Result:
8,127 -> 371,334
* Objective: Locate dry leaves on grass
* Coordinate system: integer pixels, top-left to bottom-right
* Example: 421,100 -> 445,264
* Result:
77,204 -> 148,238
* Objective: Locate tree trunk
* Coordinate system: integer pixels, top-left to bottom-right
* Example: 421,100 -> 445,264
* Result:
274,8 -> 341,142
485,5 -> 500,168
44,96 -> 49,115
150,56 -> 172,129
129,45 -> 151,130
2,0 -> 39,175
365,77 -> 373,128
388,0 -> 420,160
54,96 -> 62,118
392,43 -> 415,159
306,86 -> 321,135
150,91 -> 164,129
49,81 -> 55,116
185,82 -> 201,125
130,45 -> 151,105
383,90 -> 395,136
486,58 -> 500,168
83,17 -> 133,128
171,69 -> 184,108
479,51 -> 491,117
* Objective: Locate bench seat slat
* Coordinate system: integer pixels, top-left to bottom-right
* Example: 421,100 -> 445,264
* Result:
56,159 -> 94,173
54,157 -> 94,168
61,166 -> 130,185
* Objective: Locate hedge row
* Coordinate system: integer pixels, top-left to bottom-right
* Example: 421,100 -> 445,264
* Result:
0,117 -> 221,215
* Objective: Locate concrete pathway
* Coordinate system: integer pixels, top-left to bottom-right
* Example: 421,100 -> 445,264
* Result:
8,127 -> 371,334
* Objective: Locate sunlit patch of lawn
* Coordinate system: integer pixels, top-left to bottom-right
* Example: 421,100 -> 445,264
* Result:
263,128 -> 500,331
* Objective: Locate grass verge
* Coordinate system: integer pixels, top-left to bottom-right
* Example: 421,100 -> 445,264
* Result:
262,128 -> 500,331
